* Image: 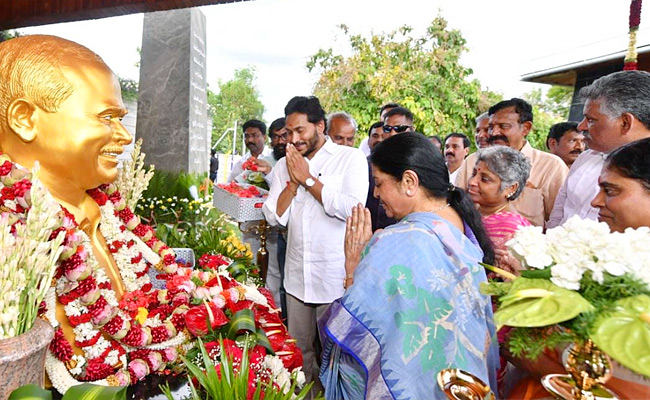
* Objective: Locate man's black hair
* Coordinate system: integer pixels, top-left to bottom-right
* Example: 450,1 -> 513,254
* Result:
368,121 -> 384,136
268,117 -> 286,134
380,102 -> 400,117
383,107 -> 414,123
488,98 -> 533,124
284,96 -> 326,124
242,119 -> 267,135
444,132 -> 470,148
546,121 -> 579,149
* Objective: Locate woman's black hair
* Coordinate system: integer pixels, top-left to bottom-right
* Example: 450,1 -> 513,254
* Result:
605,137 -> 650,192
370,132 -> 494,264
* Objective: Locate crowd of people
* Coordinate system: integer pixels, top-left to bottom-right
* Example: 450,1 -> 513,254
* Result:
225,69 -> 650,399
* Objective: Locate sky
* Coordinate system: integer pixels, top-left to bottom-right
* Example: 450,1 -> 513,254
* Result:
20,0 -> 647,125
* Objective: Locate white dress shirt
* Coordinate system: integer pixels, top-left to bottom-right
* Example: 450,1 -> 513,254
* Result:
227,147 -> 273,183
358,137 -> 371,157
547,149 -> 606,228
263,139 -> 369,303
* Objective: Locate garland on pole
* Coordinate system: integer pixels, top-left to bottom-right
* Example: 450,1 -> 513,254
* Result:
625,0 -> 643,70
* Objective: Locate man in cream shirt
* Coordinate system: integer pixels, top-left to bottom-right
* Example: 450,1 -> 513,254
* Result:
456,98 -> 568,227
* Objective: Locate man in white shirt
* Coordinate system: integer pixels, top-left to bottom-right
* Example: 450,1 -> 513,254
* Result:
226,119 -> 272,183
263,96 -> 368,397
548,70 -> 650,228
326,111 -> 357,147
444,132 -> 470,184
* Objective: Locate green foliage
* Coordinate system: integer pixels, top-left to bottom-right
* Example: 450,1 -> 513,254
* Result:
209,68 -> 265,155
307,18 -> 483,144
0,30 -> 21,42
506,327 -> 576,360
118,77 -> 139,103
142,170 -> 207,202
523,86 -> 574,150
163,339 -> 319,400
9,383 -> 127,400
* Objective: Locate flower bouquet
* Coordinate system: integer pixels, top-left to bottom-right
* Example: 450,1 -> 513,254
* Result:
241,157 -> 269,191
481,216 -> 650,381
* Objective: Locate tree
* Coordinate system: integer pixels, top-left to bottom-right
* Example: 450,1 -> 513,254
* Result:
208,67 -> 265,154
0,30 -> 20,42
523,86 -> 574,150
307,17 -> 486,144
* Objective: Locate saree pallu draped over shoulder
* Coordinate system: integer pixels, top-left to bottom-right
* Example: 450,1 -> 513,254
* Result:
319,212 -> 499,400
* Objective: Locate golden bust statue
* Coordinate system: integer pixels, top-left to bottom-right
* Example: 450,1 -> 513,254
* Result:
0,36 -> 171,389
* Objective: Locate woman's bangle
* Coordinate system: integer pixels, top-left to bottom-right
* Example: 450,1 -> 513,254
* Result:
343,274 -> 354,287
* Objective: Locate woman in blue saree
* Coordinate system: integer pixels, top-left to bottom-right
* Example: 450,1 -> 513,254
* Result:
319,133 -> 499,400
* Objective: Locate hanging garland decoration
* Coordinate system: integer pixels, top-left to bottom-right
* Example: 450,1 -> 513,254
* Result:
625,0 -> 643,70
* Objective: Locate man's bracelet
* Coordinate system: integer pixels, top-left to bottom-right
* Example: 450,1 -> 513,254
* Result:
285,181 -> 297,196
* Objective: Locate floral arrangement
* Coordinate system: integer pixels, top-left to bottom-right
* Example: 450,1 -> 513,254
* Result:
241,157 -> 269,190
114,138 -> 155,211
0,153 -> 304,395
218,182 -> 266,199
624,0 -> 643,70
162,338 -> 313,400
482,216 -> 650,377
0,162 -> 65,339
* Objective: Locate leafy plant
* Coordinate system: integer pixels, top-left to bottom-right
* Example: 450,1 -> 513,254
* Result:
161,339 -> 319,400
9,383 -> 127,400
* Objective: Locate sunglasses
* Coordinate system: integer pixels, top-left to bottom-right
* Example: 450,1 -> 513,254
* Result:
382,124 -> 412,134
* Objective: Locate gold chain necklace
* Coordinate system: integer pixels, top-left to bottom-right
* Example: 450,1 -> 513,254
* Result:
431,203 -> 450,213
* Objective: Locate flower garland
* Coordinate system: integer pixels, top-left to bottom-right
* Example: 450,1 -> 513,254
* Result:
625,0 -> 643,70
1,155 -> 305,395
0,156 -> 189,392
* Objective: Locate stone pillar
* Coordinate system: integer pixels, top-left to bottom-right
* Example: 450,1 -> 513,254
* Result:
136,8 -> 208,173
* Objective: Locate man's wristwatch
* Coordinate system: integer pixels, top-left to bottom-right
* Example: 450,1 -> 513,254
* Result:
304,177 -> 316,187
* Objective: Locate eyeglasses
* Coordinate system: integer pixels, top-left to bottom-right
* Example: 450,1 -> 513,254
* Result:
382,124 -> 412,134
270,132 -> 289,141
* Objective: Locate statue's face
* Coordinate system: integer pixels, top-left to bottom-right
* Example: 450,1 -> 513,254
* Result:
34,62 -> 132,192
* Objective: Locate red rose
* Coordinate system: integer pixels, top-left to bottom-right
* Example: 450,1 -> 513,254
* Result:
184,302 -> 228,337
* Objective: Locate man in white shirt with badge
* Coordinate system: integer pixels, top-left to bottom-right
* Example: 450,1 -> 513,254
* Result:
548,70 -> 650,228
263,96 -> 368,398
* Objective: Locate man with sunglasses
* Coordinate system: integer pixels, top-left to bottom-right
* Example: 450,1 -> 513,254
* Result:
382,106 -> 415,138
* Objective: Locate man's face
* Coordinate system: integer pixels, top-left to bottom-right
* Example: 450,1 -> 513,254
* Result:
34,63 -> 132,192
548,130 -> 586,166
368,126 -> 384,150
577,99 -> 623,153
488,106 -> 530,150
475,117 -> 490,148
244,126 -> 266,156
270,127 -> 289,159
286,112 -> 325,159
382,114 -> 413,139
444,137 -> 469,172
328,116 -> 356,147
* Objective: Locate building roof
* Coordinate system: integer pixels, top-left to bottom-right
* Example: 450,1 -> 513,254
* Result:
521,44 -> 650,86
0,0 -> 248,30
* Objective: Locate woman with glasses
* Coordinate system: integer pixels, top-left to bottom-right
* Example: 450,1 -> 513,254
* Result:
319,133 -> 499,400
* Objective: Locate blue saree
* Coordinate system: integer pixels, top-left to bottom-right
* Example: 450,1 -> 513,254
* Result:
318,212 -> 499,400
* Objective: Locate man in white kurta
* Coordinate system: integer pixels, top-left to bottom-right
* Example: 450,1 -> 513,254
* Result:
263,96 -> 368,398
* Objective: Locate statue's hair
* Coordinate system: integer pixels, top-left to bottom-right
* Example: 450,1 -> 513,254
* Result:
0,35 -> 106,133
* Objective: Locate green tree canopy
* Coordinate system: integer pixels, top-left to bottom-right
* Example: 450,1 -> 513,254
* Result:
523,86 -> 574,150
307,17 -> 488,144
209,67 -> 265,155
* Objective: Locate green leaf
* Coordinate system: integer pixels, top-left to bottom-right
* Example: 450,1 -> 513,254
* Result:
494,278 -> 594,329
591,295 -> 650,377
225,308 -> 256,338
61,383 -> 127,400
9,384 -> 52,400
